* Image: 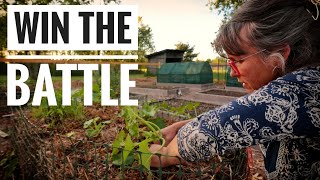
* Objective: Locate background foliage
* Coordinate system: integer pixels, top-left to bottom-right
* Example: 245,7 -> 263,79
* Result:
207,0 -> 244,21
175,42 -> 199,62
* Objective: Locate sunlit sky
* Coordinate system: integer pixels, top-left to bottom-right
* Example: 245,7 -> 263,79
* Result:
114,0 -> 223,60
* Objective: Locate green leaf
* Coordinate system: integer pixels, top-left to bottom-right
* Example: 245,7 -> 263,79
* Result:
112,151 -> 135,166
142,131 -> 153,139
92,83 -> 100,93
65,131 -> 75,137
92,92 -> 100,103
122,107 -> 139,137
85,129 -> 99,138
85,118 -> 104,138
148,117 -> 166,129
95,123 -> 104,130
141,103 -> 157,118
0,157 -> 7,166
72,88 -> 84,98
111,153 -> 122,166
0,151 -> 18,178
138,139 -> 152,170
57,108 -> 64,117
83,119 -> 94,129
123,134 -> 135,163
128,120 -> 139,137
112,130 -> 126,156
83,117 -> 100,129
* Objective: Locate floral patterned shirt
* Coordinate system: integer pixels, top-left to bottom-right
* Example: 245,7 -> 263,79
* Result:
177,66 -> 320,179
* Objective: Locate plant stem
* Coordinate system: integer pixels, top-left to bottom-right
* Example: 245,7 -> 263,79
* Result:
133,112 -> 160,132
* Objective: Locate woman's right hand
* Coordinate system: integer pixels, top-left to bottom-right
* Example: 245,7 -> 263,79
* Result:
160,119 -> 193,146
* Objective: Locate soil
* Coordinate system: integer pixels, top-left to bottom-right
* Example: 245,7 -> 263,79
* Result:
131,77 -> 157,88
53,80 -> 84,90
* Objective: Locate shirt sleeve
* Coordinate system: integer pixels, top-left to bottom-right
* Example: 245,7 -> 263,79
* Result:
177,72 -> 320,162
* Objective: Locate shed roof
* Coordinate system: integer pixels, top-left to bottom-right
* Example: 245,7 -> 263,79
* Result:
145,49 -> 185,58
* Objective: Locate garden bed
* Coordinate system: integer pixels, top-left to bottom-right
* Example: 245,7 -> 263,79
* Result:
9,99 -> 248,179
0,77 -> 265,179
202,88 -> 247,97
156,83 -> 214,92
177,87 -> 247,106
130,87 -> 189,99
153,99 -> 219,121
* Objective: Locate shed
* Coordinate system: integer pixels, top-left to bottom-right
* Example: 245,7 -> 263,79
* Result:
157,61 -> 213,84
145,49 -> 185,74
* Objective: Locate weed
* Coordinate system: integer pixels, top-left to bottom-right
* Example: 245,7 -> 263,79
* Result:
0,151 -> 18,179
111,103 -> 165,170
157,101 -> 200,118
83,117 -> 111,138
32,90 -> 84,128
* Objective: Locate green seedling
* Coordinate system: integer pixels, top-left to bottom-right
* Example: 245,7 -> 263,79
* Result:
111,103 -> 165,171
32,89 -> 84,128
83,117 -> 110,138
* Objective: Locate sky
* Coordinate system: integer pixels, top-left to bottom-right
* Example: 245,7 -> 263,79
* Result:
120,0 -> 224,60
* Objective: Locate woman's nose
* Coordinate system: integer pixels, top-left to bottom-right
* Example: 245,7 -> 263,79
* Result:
230,68 -> 239,78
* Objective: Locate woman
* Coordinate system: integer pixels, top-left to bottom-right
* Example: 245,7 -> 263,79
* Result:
149,0 -> 320,179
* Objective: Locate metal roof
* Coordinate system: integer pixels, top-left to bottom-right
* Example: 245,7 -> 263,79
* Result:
145,49 -> 185,58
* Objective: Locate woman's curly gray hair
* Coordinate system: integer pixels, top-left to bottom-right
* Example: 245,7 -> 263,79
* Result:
214,0 -> 320,73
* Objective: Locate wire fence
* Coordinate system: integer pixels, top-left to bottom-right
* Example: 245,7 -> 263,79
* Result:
10,107 -> 248,180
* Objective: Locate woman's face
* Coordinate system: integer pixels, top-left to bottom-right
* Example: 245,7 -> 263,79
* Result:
228,50 -> 277,93
227,29 -> 279,93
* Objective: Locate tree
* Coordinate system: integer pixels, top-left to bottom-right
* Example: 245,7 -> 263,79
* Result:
136,17 -> 155,62
206,0 -> 244,20
175,42 -> 199,62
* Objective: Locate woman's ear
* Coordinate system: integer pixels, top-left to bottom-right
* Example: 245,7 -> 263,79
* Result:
281,44 -> 291,61
269,53 -> 285,72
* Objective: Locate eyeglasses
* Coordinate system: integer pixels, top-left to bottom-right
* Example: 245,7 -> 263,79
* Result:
224,49 -> 266,76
